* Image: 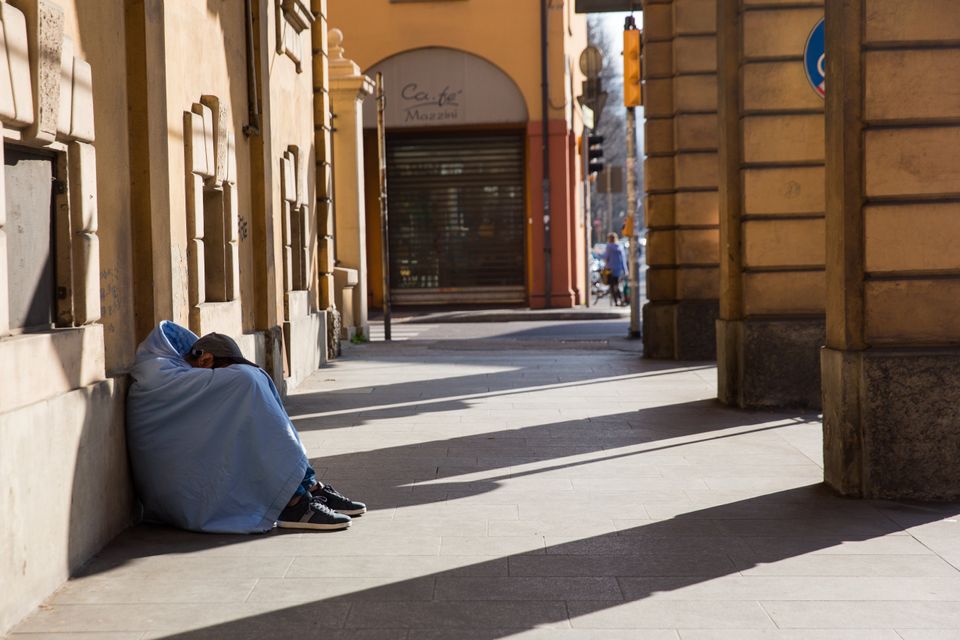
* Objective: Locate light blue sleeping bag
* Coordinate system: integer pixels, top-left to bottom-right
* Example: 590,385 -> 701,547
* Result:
126,321 -> 309,533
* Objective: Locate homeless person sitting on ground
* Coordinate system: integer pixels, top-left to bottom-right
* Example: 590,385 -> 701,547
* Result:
127,320 -> 365,533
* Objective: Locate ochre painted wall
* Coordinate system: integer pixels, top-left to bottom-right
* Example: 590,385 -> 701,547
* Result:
329,0 -> 584,125
160,1 -> 255,331
331,0 -> 588,308
62,1 -> 135,371
2,2 -> 134,633
264,0 -> 320,312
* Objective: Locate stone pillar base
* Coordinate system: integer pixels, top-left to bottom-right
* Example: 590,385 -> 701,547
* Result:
642,300 -> 718,360
717,317 -> 824,409
326,308 -> 342,360
282,292 -> 328,390
823,347 -> 960,500
333,267 -> 358,340
529,290 -> 577,309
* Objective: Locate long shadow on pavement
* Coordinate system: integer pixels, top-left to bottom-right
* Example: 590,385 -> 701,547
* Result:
302,399 -> 812,511
75,398 -> 794,573
38,344 -> 960,637
53,394 -> 960,637
136,483 -> 960,638
283,352 -> 709,431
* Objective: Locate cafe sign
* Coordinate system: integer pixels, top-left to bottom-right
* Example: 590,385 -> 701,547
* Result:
362,47 -> 528,129
399,82 -> 464,124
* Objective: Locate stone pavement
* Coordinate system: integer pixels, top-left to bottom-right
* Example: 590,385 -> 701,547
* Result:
9,320 -> 960,639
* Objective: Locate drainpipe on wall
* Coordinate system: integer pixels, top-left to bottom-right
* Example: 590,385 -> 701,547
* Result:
243,0 -> 261,137
540,0 -> 552,308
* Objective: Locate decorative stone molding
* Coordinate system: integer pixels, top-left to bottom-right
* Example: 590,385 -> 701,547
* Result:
200,94 -> 239,303
328,28 -> 361,78
183,96 -> 240,320
184,104 -> 210,308
276,0 -> 314,73
0,0 -> 100,338
280,145 -> 309,293
1,2 -> 36,127
55,33 -> 70,133
24,0 -> 62,143
201,95 -> 228,184
329,28 -> 373,339
68,141 -> 100,324
68,56 -> 93,142
0,1 -> 93,143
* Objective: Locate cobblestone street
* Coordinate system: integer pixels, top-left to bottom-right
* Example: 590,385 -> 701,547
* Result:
10,320 -> 960,639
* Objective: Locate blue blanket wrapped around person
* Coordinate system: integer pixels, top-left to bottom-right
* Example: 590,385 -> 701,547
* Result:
126,321 -> 309,533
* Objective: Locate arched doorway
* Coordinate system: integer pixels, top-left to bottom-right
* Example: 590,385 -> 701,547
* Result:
363,48 -> 530,306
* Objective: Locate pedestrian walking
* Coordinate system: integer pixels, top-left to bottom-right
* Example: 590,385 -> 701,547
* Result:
602,232 -> 627,306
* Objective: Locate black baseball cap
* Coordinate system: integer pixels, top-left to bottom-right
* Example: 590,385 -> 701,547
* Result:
187,332 -> 258,368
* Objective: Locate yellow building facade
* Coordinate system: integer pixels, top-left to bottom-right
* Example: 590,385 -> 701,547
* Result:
5,0 -> 960,633
329,0 -> 590,308
641,0 -> 960,498
0,0 -> 342,632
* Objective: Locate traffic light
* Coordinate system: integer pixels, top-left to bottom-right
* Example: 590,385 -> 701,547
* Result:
587,135 -> 604,174
623,27 -> 642,107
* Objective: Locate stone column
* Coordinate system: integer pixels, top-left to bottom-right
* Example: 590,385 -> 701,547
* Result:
823,0 -> 960,498
311,1 -> 340,358
312,1 -> 335,312
716,1 -> 826,408
642,0 -> 720,360
125,0 -> 177,338
328,28 -> 373,339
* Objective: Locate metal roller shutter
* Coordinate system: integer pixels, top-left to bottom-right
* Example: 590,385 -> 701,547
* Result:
386,131 -> 526,305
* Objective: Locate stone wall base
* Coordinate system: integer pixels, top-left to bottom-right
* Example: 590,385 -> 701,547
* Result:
823,347 -> 960,500
0,378 -> 133,635
529,291 -> 578,309
717,316 -> 825,409
283,307 -> 329,391
264,324 -> 287,395
642,299 -> 718,360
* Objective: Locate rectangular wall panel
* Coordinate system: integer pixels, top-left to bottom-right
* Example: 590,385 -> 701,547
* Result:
743,270 -> 825,316
865,203 -> 960,273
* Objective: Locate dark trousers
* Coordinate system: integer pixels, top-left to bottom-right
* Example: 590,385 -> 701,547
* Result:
293,465 -> 318,498
608,274 -> 622,304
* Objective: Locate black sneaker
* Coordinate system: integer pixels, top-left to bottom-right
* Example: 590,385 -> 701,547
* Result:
313,484 -> 367,516
276,496 -> 351,530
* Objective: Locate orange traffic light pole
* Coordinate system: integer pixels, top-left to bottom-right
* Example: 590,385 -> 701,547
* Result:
624,16 -> 642,337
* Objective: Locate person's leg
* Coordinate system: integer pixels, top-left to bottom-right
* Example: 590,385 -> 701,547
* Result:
281,467 -> 327,509
302,466 -> 318,494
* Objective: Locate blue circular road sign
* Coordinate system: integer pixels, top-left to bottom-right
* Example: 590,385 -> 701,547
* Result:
804,18 -> 825,98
